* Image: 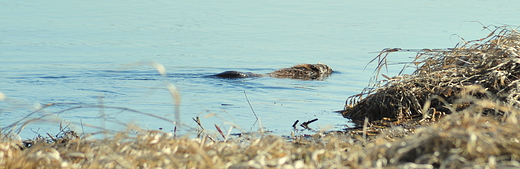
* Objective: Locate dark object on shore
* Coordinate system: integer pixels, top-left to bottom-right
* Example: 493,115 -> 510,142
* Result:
300,118 -> 318,130
211,63 -> 333,80
291,120 -> 299,129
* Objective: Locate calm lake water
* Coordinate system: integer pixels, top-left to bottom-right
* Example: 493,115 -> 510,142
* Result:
1,0 -> 519,139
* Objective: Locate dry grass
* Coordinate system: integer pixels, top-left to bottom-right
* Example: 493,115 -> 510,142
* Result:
3,26 -> 520,168
2,107 -> 520,168
343,26 -> 520,122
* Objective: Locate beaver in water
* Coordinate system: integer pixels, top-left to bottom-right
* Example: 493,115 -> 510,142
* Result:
212,63 -> 333,80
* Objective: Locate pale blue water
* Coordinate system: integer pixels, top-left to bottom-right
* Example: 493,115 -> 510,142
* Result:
1,0 -> 519,139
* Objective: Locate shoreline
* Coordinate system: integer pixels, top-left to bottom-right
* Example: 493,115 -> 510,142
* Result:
3,27 -> 520,168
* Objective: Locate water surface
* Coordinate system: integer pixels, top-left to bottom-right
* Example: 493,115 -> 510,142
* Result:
1,0 -> 519,138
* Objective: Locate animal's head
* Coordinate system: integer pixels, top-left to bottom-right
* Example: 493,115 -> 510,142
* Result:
314,63 -> 333,75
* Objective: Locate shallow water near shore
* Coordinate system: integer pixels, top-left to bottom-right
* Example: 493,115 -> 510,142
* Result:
1,0 -> 519,138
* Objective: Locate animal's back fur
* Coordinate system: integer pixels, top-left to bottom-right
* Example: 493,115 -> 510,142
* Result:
212,63 -> 333,80
268,63 -> 333,80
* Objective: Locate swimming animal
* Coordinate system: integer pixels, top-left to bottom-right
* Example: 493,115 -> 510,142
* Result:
212,63 -> 333,80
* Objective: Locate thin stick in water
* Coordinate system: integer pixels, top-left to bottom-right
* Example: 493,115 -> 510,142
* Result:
243,91 -> 259,128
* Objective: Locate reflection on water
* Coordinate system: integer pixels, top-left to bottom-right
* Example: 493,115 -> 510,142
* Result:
1,0 -> 519,138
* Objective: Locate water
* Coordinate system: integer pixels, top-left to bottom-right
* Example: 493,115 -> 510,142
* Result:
1,0 -> 519,139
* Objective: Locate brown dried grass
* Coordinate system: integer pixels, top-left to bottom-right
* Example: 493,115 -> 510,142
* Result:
0,128 -> 357,168
2,104 -> 520,168
343,26 -> 520,122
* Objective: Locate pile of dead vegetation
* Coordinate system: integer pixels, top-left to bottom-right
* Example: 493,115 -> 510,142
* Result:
342,26 -> 520,123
